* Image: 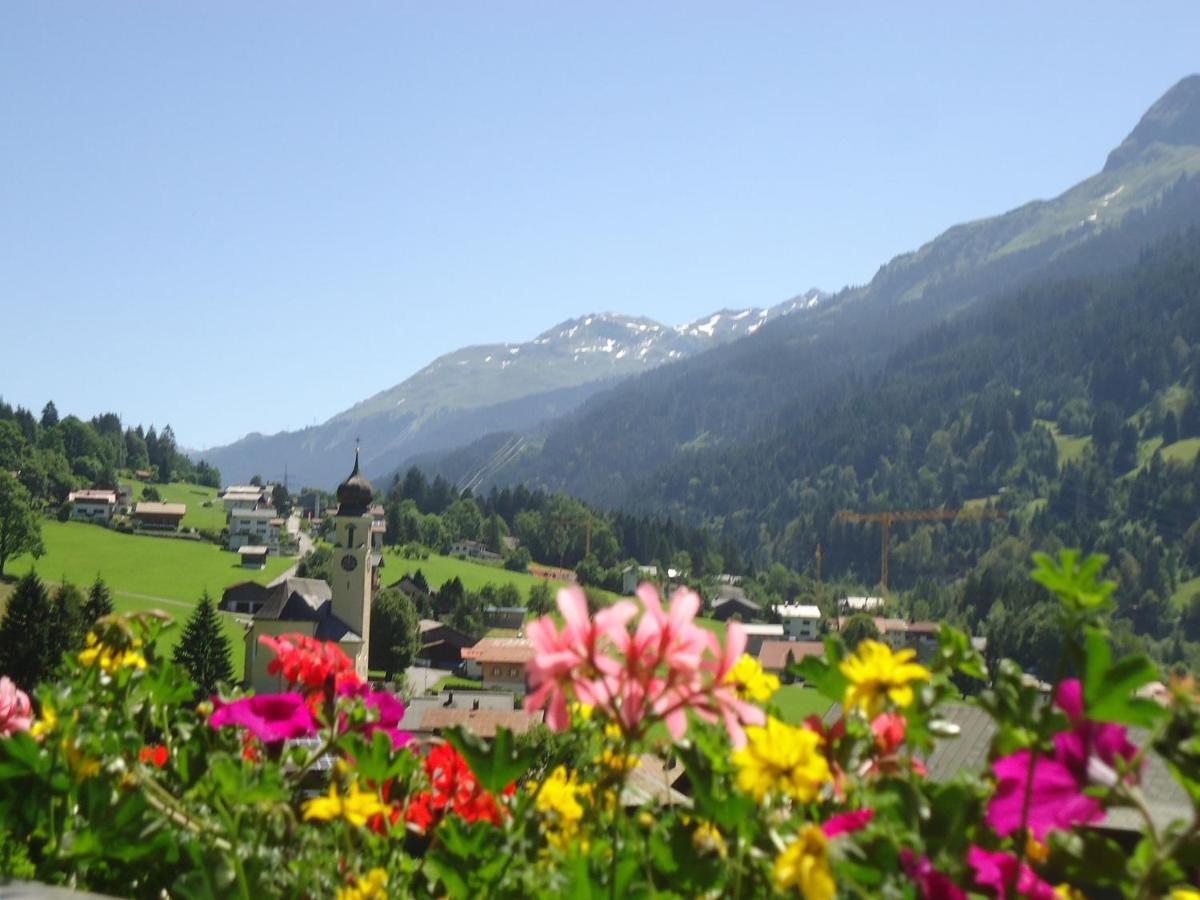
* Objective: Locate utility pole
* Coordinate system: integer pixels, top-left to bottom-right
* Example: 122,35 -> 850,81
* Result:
835,507 -> 1006,595
814,542 -> 822,607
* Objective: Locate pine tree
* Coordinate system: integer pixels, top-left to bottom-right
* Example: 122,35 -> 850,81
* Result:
48,582 -> 87,661
83,575 -> 114,626
0,571 -> 53,691
173,592 -> 235,697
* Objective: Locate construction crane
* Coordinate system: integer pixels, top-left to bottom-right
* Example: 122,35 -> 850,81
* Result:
835,507 -> 1006,594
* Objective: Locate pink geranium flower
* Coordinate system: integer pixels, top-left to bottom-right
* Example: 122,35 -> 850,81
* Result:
966,846 -> 1057,900
900,850 -> 966,900
700,620 -> 766,747
524,586 -> 636,730
0,677 -> 32,737
821,808 -> 873,837
209,694 -> 317,743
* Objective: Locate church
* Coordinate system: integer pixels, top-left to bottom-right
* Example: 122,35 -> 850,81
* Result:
241,450 -> 382,691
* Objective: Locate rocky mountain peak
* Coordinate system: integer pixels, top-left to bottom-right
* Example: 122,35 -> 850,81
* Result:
1105,74 -> 1200,172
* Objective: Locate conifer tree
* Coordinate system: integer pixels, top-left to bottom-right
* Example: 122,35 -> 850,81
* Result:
173,592 -> 235,698
0,571 -> 53,690
48,582 -> 87,661
83,575 -> 114,626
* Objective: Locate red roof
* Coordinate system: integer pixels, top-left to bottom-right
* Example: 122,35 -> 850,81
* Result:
417,708 -> 542,737
461,638 -> 536,665
757,640 -> 825,673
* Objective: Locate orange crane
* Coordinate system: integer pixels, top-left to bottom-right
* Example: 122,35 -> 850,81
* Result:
835,507 -> 1006,594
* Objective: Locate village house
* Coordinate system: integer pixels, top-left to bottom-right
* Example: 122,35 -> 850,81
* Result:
777,604 -> 822,640
132,501 -> 186,531
757,639 -> 826,676
220,484 -> 268,515
68,489 -> 118,524
227,507 -> 281,552
238,546 -> 269,569
219,581 -> 273,616
839,595 -> 885,614
416,619 -> 475,669
399,692 -> 541,739
483,606 -> 525,631
461,638 -> 536,694
740,623 -> 785,656
448,539 -> 502,562
621,564 -> 659,594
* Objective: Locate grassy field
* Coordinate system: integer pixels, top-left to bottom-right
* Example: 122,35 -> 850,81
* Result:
772,685 -> 832,723
1161,437 -> 1200,466
383,549 -> 610,604
1035,419 -> 1092,468
131,479 -> 227,533
5,521 -> 293,675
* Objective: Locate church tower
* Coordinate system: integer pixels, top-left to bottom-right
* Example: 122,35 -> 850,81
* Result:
332,449 -> 375,679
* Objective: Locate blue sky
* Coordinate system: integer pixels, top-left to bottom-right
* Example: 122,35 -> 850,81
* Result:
1,3 -> 1198,449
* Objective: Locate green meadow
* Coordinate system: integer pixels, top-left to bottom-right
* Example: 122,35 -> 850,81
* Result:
130,479 -> 228,533
382,548 -> 613,604
6,521 -> 293,675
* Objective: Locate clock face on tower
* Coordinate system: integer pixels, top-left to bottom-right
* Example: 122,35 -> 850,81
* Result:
340,554 -> 358,572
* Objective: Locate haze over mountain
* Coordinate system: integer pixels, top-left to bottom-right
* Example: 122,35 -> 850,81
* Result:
197,291 -> 824,487
420,75 -> 1200,506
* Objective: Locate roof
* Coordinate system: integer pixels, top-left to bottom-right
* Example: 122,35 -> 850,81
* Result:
69,490 -> 117,503
253,577 -> 333,621
416,708 -> 542,737
484,606 -> 526,615
133,502 -> 186,516
461,638 -> 536,664
229,507 -> 277,520
623,755 -> 691,808
907,621 -> 939,634
237,545 -> 269,556
419,619 -> 445,633
221,486 -> 266,498
336,449 -> 374,515
913,704 -> 1190,834
777,604 -> 821,619
840,596 -> 885,610
740,623 -> 785,637
757,640 -> 826,672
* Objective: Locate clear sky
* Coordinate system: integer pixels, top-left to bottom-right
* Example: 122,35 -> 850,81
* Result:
1,3 -> 1198,449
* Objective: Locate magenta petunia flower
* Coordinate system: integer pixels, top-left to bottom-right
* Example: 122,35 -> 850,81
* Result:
209,694 -> 317,743
986,748 -> 1104,838
986,677 -> 1142,839
899,850 -> 966,900
966,846 -> 1058,900
337,683 -> 411,749
0,677 -> 32,737
821,808 -> 874,837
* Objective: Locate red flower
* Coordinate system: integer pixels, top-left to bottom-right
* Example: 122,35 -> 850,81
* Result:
403,743 -> 512,834
139,744 -> 168,768
258,633 -> 360,693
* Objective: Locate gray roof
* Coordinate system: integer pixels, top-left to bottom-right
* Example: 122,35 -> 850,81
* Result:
826,702 -> 1191,834
229,507 -> 278,520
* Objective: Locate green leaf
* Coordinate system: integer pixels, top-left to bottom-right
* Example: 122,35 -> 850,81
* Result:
443,726 -> 537,795
1082,628 -> 1165,727
792,636 -> 849,703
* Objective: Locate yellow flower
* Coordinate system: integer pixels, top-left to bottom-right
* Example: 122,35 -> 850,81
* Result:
78,632 -> 147,674
1025,834 -> 1050,865
692,820 -> 727,858
773,825 -> 834,900
534,766 -> 590,851
1054,885 -> 1086,899
62,739 -> 100,781
337,868 -> 388,900
30,704 -> 58,740
570,702 -> 595,723
302,779 -> 387,827
839,639 -> 929,717
1170,890 -> 1200,900
726,653 -> 780,703
732,717 -> 830,803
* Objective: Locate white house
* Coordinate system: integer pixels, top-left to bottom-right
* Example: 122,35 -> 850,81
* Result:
449,539 -> 501,562
227,507 -> 281,552
68,490 -> 118,524
622,565 -> 659,594
221,485 -> 268,515
777,604 -> 822,640
839,596 -> 885,614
